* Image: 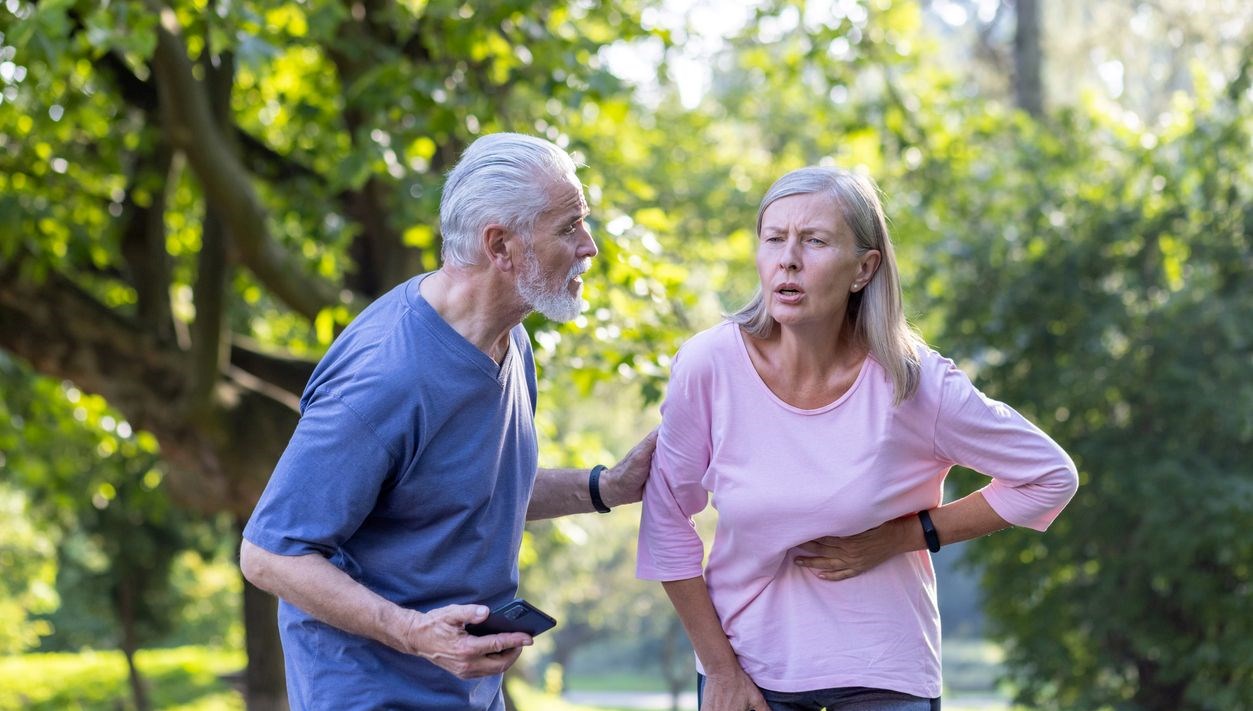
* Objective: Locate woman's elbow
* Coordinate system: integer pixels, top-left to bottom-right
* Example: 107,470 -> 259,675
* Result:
1054,457 -> 1080,507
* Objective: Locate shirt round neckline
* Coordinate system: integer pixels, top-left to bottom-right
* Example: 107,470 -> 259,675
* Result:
730,322 -> 871,415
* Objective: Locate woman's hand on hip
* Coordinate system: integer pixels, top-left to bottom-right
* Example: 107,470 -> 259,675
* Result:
791,516 -> 913,581
702,667 -> 769,711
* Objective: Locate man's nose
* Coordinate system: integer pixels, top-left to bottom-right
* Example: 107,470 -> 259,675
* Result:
579,223 -> 598,259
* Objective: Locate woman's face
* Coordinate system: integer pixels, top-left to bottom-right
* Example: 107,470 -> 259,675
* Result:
756,192 -> 880,331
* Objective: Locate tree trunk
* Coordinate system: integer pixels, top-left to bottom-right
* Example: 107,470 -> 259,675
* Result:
239,518 -> 289,711
1133,656 -> 1187,711
117,580 -> 151,711
661,618 -> 686,711
1013,0 -> 1044,117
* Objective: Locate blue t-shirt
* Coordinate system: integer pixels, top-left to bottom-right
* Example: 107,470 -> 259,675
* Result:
243,273 -> 539,710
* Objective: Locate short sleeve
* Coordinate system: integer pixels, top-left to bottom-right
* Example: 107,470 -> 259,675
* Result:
637,345 -> 714,581
932,360 -> 1078,531
243,392 -> 398,557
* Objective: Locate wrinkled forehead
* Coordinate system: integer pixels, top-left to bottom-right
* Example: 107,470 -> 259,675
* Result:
759,192 -> 844,232
543,172 -> 588,216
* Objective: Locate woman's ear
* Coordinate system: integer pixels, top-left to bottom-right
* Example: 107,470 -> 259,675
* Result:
856,249 -> 882,290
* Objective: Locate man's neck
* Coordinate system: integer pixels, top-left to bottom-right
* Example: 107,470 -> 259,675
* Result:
420,267 -> 530,363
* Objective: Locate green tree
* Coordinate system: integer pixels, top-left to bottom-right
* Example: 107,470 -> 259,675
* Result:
906,61 -> 1253,711
0,353 -> 233,711
689,6 -> 1252,703
0,484 -> 58,655
0,1 -> 670,707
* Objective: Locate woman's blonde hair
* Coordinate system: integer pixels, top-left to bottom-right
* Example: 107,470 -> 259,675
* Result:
729,166 -> 923,405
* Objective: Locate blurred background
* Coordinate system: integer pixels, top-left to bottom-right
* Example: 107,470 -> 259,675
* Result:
0,1 -> 1249,709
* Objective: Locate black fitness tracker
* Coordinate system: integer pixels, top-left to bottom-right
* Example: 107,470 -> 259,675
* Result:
918,509 -> 941,553
589,464 -> 611,513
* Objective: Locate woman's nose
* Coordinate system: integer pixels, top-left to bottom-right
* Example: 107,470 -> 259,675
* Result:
779,239 -> 800,270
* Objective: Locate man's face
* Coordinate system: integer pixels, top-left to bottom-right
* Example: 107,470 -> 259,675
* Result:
516,175 -> 596,322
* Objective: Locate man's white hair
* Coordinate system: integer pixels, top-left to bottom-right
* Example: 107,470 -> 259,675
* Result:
439,133 -> 579,267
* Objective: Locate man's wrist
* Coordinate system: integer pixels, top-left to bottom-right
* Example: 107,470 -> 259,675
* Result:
588,464 -> 612,513
380,605 -> 423,656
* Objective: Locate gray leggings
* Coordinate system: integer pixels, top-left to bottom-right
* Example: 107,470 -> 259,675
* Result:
697,674 -> 941,711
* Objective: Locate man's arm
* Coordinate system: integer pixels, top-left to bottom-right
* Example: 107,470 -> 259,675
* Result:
526,428 -> 657,520
239,539 -> 532,678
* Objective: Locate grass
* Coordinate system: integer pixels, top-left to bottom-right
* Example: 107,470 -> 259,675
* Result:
0,646 -> 612,711
0,646 -> 246,711
565,671 -> 677,693
0,642 -> 1020,711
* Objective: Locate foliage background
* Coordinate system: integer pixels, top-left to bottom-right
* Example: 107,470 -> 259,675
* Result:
1,1 -> 1249,710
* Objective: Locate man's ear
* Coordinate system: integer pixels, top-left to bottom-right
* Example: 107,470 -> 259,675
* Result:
482,224 -> 519,272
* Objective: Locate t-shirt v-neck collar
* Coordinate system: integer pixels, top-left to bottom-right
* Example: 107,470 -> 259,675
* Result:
406,273 -> 518,386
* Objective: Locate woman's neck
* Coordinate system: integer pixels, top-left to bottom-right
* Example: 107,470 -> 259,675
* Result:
743,320 -> 867,409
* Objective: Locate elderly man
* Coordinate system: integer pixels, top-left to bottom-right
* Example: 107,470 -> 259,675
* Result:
240,133 -> 656,710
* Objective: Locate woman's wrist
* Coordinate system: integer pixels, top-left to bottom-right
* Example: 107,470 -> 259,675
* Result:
702,661 -> 746,678
697,646 -> 745,677
896,512 -> 929,553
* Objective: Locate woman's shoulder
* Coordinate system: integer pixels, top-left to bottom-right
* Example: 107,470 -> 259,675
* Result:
668,321 -> 740,380
886,343 -> 962,409
675,320 -> 739,358
916,343 -> 957,373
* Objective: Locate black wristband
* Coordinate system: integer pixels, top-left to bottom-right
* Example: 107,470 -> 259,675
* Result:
918,509 -> 941,553
589,464 -> 611,513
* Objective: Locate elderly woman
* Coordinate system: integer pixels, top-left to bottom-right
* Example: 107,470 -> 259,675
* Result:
637,167 -> 1078,711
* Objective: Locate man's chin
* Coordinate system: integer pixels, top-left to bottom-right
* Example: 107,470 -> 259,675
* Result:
534,297 -> 582,323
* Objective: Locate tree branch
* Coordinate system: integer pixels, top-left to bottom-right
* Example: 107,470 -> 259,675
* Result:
187,48 -> 236,414
329,0 -> 434,295
118,133 -> 176,342
144,2 -> 355,320
228,336 -> 317,398
0,253 -> 187,435
90,40 -> 325,186
0,251 -> 300,515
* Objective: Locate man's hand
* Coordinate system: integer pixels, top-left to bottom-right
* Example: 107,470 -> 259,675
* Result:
792,516 -> 913,581
601,428 -> 659,508
396,604 -> 532,679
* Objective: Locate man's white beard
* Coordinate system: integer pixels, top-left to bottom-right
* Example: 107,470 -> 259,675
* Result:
516,246 -> 587,322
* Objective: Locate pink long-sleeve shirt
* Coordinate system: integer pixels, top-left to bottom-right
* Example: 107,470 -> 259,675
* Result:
637,322 -> 1078,698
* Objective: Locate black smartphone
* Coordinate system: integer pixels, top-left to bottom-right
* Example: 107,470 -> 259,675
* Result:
464,598 -> 557,637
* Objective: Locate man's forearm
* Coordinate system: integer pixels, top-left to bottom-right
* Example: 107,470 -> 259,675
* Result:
527,429 -> 657,521
240,539 -> 412,652
527,467 -> 601,520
